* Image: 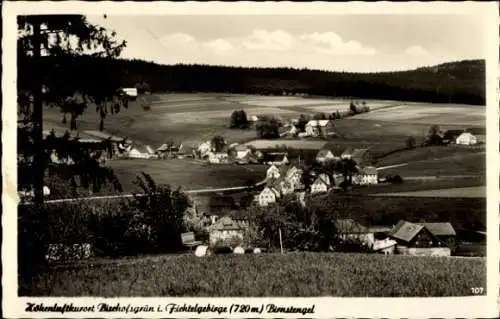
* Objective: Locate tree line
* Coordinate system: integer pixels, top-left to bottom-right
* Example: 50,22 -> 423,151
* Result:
21,56 -> 486,106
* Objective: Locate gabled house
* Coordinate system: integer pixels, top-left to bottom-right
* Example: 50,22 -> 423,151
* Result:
257,186 -> 281,207
310,174 -> 330,194
285,166 -> 303,190
353,166 -> 378,185
456,132 -> 478,145
341,147 -> 354,159
316,149 -> 336,163
266,164 -> 281,181
208,216 -> 246,246
389,221 -> 451,256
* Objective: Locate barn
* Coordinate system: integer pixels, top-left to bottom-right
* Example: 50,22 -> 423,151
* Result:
389,221 -> 451,256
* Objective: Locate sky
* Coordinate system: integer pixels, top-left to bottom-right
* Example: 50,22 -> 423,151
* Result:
86,14 -> 487,73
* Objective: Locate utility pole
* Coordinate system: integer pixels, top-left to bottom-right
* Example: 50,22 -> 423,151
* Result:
32,18 -> 45,208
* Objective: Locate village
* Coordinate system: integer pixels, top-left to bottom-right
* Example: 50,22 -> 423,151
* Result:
33,93 -> 485,261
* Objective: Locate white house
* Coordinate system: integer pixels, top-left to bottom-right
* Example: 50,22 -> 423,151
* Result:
258,187 -> 281,207
310,175 -> 330,194
285,166 -> 303,189
266,164 -> 281,180
353,166 -> 378,185
197,141 -> 212,158
128,145 -> 154,159
208,152 -> 228,164
456,132 -> 478,145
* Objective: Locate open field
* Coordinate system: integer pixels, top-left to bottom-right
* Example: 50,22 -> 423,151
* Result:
354,103 -> 485,126
379,152 -> 485,177
43,93 -> 484,146
106,159 -> 266,192
20,252 -> 485,297
377,145 -> 485,166
372,186 -> 486,198
351,178 -> 486,196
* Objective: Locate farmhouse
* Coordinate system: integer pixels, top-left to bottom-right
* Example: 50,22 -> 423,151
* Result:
417,222 -> 457,250
310,174 -> 330,194
208,216 -> 246,246
389,221 -> 451,256
335,219 -> 375,247
456,132 -> 478,145
353,166 -> 378,185
466,127 -> 486,143
257,186 -> 281,207
305,120 -> 335,137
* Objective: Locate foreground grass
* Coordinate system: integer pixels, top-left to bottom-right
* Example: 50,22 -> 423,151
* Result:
21,253 -> 485,297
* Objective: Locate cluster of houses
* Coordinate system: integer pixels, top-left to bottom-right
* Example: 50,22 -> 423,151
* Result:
194,140 -> 264,164
253,146 -> 378,207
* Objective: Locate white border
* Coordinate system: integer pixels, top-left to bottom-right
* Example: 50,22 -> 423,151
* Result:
2,1 -> 499,318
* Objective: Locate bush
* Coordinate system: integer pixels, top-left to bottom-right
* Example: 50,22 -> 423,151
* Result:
230,110 -> 249,129
212,245 -> 233,254
386,175 -> 404,184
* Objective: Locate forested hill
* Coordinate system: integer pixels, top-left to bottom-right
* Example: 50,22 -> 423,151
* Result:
25,57 -> 485,105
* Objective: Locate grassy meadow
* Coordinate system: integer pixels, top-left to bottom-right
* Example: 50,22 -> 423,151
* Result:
107,159 -> 266,192
20,252 -> 486,297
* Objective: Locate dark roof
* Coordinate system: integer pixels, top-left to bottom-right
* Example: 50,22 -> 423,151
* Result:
360,166 -> 378,175
417,222 -> 456,236
209,216 -> 246,231
466,127 -> 486,135
443,129 -> 464,140
389,220 -> 425,242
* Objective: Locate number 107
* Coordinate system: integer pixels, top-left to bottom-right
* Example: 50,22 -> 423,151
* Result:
471,287 -> 484,294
